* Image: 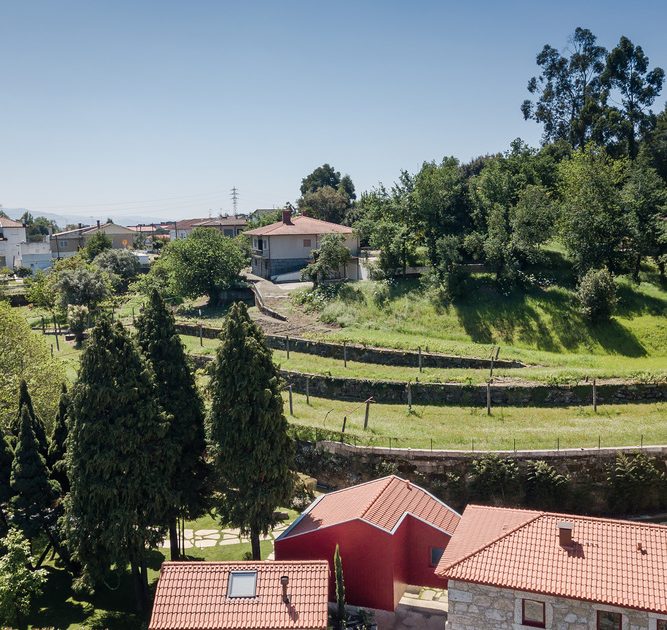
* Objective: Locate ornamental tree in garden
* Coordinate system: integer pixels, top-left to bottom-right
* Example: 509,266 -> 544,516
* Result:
11,381 -> 49,464
65,316 -> 171,612
48,384 -> 70,494
136,289 -> 210,560
0,437 -> 13,536
208,302 -> 294,560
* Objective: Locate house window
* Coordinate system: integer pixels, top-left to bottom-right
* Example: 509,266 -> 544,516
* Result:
303,239 -> 312,248
59,240 -> 69,248
656,620 -> 667,630
228,571 -> 257,598
522,599 -> 546,628
429,547 -> 444,567
597,610 -> 622,630
223,228 -> 234,237
254,238 -> 263,252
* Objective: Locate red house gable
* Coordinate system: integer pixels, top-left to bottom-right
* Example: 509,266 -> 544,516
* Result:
275,476 -> 460,611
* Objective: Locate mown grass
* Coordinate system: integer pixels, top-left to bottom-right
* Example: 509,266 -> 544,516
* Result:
283,392 -> 667,451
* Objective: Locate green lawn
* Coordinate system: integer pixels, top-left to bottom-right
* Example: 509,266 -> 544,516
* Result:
296,270 -> 667,379
284,392 -> 667,451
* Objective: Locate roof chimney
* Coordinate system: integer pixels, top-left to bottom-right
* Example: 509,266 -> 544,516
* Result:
280,575 -> 290,605
282,208 -> 293,225
558,521 -> 573,547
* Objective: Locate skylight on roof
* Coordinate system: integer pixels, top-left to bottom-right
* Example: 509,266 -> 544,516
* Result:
228,571 -> 257,598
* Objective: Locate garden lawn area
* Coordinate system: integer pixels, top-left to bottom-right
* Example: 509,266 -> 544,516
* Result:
284,392 -> 667,452
299,270 -> 667,379
29,509 -> 295,629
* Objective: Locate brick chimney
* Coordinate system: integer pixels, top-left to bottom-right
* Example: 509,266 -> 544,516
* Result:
282,208 -> 293,225
558,521 -> 573,547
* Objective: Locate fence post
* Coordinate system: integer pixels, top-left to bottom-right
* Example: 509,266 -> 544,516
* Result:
288,384 -> 293,416
341,416 -> 347,434
41,316 -> 45,334
486,381 -> 492,416
52,313 -> 60,352
199,323 -> 203,347
640,434 -> 644,449
50,344 -> 54,359
305,377 -> 310,405
418,346 -> 423,373
592,378 -> 597,412
286,335 -> 290,359
343,341 -> 347,367
364,398 -> 371,430
406,382 -> 412,411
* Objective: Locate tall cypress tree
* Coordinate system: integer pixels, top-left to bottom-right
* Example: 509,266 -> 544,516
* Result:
0,436 -> 13,537
11,381 -> 49,461
135,289 -> 209,560
65,316 -> 170,611
10,407 -> 60,541
209,302 -> 294,560
48,384 -> 70,494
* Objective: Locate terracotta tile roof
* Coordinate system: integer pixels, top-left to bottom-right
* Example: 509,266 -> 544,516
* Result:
278,476 -> 460,540
149,561 -> 329,630
244,215 -> 353,237
173,217 -> 210,230
194,217 -> 247,227
0,217 -> 24,228
437,505 -> 667,615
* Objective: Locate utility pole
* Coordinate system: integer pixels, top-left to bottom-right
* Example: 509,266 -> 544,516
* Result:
230,186 -> 239,216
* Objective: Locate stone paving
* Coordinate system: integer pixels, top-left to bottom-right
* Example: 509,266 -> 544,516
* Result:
160,522 -> 290,551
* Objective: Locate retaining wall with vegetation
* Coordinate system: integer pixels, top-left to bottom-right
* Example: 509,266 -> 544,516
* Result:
281,369 -> 667,406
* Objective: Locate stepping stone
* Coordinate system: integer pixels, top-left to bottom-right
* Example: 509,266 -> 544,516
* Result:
222,533 -> 239,540
195,539 -> 217,548
224,528 -> 241,536
219,538 -> 241,546
183,540 -> 193,549
183,529 -> 194,537
196,529 -> 218,536
200,532 -> 220,540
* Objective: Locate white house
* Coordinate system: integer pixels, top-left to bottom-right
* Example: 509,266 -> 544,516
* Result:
0,217 -> 27,270
244,210 -> 360,281
438,504 -> 667,630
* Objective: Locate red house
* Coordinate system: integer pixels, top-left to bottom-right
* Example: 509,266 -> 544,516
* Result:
274,475 -> 460,611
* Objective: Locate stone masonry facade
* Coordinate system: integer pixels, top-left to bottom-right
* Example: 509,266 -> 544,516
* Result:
446,580 -> 667,630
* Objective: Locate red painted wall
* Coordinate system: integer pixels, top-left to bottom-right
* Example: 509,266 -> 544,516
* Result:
276,516 -> 451,612
275,520 -> 397,611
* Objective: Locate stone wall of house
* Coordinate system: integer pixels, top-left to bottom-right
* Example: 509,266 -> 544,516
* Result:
446,580 -> 659,630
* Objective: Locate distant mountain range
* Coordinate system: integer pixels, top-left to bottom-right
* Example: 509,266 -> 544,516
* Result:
1,208 -> 211,227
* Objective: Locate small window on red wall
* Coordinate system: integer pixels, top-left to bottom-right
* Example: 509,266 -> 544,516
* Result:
522,599 -> 545,628
429,547 -> 444,567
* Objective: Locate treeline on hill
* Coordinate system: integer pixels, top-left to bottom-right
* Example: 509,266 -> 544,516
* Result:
298,29 -> 667,322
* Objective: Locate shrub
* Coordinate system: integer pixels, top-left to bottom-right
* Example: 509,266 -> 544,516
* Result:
55,267 -> 109,311
67,304 -> 89,346
14,266 -> 32,278
94,249 -> 140,289
576,268 -> 617,322
524,460 -> 569,509
469,455 -> 520,502
607,452 -> 666,513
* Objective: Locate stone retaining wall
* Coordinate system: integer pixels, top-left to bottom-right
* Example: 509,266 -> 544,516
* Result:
282,370 -> 667,407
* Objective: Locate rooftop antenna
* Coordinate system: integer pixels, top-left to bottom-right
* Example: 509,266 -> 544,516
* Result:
231,186 -> 239,216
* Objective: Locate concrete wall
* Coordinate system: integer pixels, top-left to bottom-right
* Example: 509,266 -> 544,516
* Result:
446,580 -> 666,630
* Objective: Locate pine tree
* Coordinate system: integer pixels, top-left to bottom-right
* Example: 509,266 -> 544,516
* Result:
11,380 -> 49,460
10,407 -> 60,541
209,301 -> 294,560
48,384 -> 70,494
334,544 -> 347,629
65,316 -> 170,612
135,289 -> 209,560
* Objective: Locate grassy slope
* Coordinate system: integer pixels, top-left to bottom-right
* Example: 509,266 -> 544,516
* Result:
284,392 -> 667,451
300,269 -> 667,380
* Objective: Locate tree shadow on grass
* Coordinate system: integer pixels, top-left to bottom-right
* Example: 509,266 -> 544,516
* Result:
614,282 -> 667,318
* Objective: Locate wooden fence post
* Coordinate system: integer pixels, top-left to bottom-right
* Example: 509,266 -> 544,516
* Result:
406,382 -> 412,411
343,341 -> 347,367
52,313 -> 60,352
305,377 -> 310,405
286,335 -> 290,359
418,346 -> 423,372
486,381 -> 492,416
41,316 -> 45,334
199,323 -> 203,346
288,384 -> 293,416
364,398 -> 371,430
592,378 -> 597,412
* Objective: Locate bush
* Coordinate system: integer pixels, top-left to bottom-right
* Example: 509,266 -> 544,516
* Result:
576,268 -> 617,322
67,304 -> 89,346
524,460 -> 569,509
14,266 -> 32,278
94,249 -> 140,289
54,267 -> 109,311
469,455 -> 520,502
607,453 -> 666,513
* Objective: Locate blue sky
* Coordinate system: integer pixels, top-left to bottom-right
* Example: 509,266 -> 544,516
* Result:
1,0 -> 666,221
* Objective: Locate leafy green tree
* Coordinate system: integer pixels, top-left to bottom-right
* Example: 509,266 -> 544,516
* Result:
370,220 -> 417,277
94,248 -> 140,290
469,455 -> 520,502
54,267 -> 109,311
644,104 -> 667,181
300,164 -> 356,200
301,234 -> 351,288
0,528 -> 46,627
157,228 -> 246,305
522,28 -> 607,148
65,316 -> 170,611
510,184 -> 557,264
208,302 -> 294,560
524,461 -> 569,509
607,453 -> 666,512
10,407 -> 60,541
602,36 -> 665,159
621,156 -> 667,281
576,268 -> 618,323
48,384 -> 70,494
558,144 -> 628,273
0,302 -> 64,433
136,290 -> 210,560
334,544 -> 347,629
298,186 -> 350,224
25,269 -> 58,312
83,230 -> 112,261
12,381 -> 49,461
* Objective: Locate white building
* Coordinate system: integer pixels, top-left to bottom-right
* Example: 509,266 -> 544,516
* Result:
0,217 -> 26,270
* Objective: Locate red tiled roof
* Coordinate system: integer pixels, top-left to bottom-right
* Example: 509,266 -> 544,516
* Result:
279,476 -> 460,540
437,505 -> 667,615
149,561 -> 329,630
194,217 -> 247,227
173,218 -> 210,230
0,217 -> 24,228
244,215 -> 353,237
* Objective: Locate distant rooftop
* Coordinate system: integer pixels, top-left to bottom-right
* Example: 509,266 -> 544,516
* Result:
0,217 -> 25,229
